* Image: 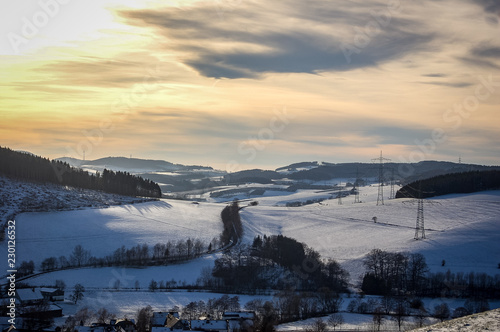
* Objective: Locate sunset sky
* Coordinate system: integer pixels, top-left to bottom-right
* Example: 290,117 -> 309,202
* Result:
1,0 -> 499,171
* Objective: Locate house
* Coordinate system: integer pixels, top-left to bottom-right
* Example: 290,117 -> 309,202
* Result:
222,311 -> 255,332
20,303 -> 63,318
75,322 -> 125,332
16,288 -> 44,306
190,320 -> 228,332
40,287 -> 65,302
151,312 -> 180,327
113,319 -> 137,332
222,312 -> 255,321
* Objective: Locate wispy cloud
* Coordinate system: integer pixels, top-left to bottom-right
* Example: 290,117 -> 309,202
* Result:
118,1 -> 435,78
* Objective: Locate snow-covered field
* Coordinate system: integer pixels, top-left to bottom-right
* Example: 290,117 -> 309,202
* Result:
410,308 -> 500,332
240,186 -> 500,281
3,184 -> 500,286
1,199 -> 222,267
0,176 -> 152,224
1,182 -> 499,327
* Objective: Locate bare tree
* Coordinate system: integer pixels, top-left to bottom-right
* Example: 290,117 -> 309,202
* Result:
176,240 -> 187,257
71,284 -> 85,304
415,307 -> 427,328
194,239 -> 204,256
148,279 -> 158,292
96,308 -> 115,324
372,307 -> 384,331
433,303 -> 450,322
328,313 -> 344,331
187,238 -> 194,257
391,297 -> 408,331
136,305 -> 153,332
305,318 -> 327,332
73,306 -> 95,325
55,279 -> 66,291
316,287 -> 343,313
70,245 -> 91,267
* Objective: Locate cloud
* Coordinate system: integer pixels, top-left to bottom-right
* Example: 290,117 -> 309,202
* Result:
118,1 -> 435,79
422,73 -> 447,78
470,0 -> 500,13
459,43 -> 500,69
418,81 -> 474,88
471,44 -> 500,58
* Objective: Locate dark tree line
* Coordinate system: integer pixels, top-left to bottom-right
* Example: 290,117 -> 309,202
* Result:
37,238 -> 219,273
220,200 -> 243,246
0,146 -> 161,198
206,235 -> 349,293
180,291 -> 342,328
396,170 -> 500,199
362,249 -> 500,299
182,295 -> 241,320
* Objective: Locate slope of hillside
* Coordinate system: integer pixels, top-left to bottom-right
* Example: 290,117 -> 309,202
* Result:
0,176 -> 152,224
56,156 -> 213,174
239,186 -> 500,282
0,199 -> 223,268
409,308 -> 500,332
11,186 -> 500,289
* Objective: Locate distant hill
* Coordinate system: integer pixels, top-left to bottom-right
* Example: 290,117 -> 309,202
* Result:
0,146 -> 161,198
224,169 -> 282,184
55,156 -> 213,173
279,160 -> 500,183
276,161 -> 320,173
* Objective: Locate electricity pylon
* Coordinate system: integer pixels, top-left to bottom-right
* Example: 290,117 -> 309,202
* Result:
353,168 -> 361,203
389,168 -> 396,199
402,181 -> 439,240
372,151 -> 391,206
415,197 -> 425,239
338,182 -> 343,205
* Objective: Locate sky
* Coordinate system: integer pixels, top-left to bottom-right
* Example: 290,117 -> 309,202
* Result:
1,0 -> 499,171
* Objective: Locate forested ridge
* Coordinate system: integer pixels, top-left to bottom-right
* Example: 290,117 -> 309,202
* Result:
0,146 -> 161,198
396,170 -> 500,199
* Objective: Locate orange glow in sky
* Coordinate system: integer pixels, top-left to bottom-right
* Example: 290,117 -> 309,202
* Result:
1,0 -> 499,170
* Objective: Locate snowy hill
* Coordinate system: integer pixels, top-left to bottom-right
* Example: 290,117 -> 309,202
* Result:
1,184 -> 499,327
1,199 -> 223,267
55,156 -> 213,174
6,186 -> 499,287
239,186 -> 500,282
0,176 -> 152,224
409,308 -> 500,332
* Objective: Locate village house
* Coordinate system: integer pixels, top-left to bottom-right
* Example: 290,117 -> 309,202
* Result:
223,312 -> 255,332
40,287 -> 65,302
190,319 -> 229,332
112,318 -> 137,332
16,288 -> 44,306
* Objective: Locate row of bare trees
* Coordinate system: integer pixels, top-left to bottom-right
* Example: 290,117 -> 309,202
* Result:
362,249 -> 500,298
38,237 -> 221,273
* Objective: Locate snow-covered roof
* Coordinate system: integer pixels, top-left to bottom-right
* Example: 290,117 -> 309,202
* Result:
191,320 -> 228,331
16,288 -> 43,302
116,318 -> 136,325
40,287 -> 64,295
40,287 -> 58,292
152,312 -> 169,326
151,328 -> 170,332
75,327 -> 93,332
223,312 -> 255,320
152,312 -> 180,327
